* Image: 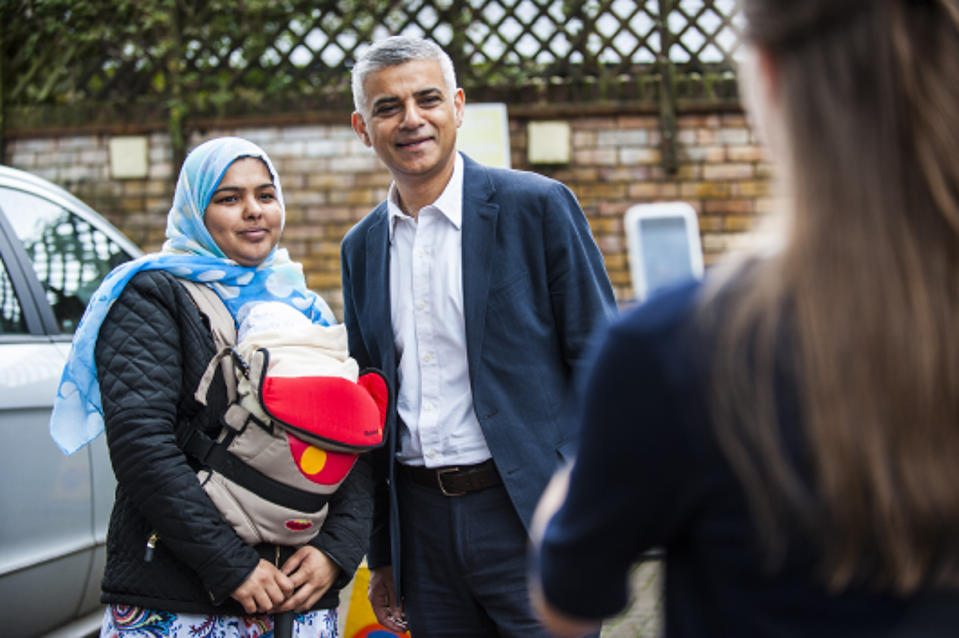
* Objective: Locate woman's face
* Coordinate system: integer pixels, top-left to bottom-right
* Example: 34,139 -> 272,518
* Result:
203,157 -> 283,267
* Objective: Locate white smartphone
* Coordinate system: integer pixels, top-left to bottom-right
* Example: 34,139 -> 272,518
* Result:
624,202 -> 704,302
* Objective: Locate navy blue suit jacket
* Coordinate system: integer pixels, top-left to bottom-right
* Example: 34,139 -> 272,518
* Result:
340,154 -> 615,582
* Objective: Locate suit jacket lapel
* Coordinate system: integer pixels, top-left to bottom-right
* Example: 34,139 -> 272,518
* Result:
461,156 -> 499,361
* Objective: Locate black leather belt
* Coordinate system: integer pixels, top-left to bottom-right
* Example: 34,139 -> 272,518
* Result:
402,459 -> 501,496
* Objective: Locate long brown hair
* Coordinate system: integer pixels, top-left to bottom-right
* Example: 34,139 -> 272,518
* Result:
711,0 -> 959,593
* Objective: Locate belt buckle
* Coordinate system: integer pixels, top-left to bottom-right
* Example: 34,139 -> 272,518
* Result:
436,467 -> 466,496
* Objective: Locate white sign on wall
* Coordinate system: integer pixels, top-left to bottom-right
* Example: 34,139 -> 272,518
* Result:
457,103 -> 511,169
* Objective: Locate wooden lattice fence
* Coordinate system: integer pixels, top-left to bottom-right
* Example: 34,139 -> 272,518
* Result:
1,0 -> 745,168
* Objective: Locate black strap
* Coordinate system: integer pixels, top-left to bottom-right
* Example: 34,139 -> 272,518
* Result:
183,429 -> 331,513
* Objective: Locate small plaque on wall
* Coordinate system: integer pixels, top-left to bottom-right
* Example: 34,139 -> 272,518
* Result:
109,136 -> 149,179
457,103 -> 511,169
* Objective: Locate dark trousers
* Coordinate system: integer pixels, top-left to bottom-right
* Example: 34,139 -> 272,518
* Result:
397,468 -> 556,638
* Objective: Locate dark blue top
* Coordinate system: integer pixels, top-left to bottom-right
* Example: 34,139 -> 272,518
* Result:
536,279 -> 959,637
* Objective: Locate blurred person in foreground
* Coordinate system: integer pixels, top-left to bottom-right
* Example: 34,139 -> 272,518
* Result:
50,137 -> 370,637
341,35 -> 615,637
530,1 -> 959,636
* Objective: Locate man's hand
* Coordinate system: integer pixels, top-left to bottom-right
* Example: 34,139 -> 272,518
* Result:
231,559 -> 295,614
368,565 -> 408,633
275,545 -> 342,613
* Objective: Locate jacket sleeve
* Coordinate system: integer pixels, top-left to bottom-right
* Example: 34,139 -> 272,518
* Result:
310,452 -> 374,589
542,181 -> 617,377
341,233 -> 393,569
95,271 -> 259,604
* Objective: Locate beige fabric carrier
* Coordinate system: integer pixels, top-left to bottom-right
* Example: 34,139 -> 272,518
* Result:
179,279 -> 389,546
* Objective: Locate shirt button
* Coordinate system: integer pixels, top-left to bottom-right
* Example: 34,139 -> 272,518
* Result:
427,450 -> 437,459
424,402 -> 433,412
417,301 -> 427,310
422,353 -> 432,363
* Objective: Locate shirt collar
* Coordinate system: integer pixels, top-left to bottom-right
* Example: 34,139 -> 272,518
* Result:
388,152 -> 464,242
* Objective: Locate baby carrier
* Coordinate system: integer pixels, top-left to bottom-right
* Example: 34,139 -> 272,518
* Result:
178,279 -> 389,546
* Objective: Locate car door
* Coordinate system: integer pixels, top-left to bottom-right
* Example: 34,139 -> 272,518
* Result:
0,172 -> 139,637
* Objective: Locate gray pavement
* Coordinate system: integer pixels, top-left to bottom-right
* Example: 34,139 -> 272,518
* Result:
600,561 -> 664,638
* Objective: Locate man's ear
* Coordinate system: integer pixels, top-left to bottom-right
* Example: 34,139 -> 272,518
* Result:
351,111 -> 371,146
453,88 -> 465,128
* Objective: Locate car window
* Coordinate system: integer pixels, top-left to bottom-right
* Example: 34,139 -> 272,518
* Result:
0,186 -> 132,334
0,255 -> 27,334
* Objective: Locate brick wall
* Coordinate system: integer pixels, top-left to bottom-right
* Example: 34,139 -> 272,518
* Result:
4,110 -> 771,317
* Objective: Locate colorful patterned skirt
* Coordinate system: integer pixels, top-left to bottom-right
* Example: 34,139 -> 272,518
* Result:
100,604 -> 338,637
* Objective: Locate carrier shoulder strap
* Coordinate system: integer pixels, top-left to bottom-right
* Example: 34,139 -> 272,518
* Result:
177,278 -> 239,406
178,278 -> 235,349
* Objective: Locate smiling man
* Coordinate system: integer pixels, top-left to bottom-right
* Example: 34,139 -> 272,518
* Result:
341,35 -> 615,638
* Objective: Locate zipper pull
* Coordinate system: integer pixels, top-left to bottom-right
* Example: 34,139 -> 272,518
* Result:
144,531 -> 159,562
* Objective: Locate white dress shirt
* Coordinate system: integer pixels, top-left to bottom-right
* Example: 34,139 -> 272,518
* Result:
388,153 -> 492,468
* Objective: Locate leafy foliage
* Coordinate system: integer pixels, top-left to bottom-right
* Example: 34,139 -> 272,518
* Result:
1,0 -> 741,127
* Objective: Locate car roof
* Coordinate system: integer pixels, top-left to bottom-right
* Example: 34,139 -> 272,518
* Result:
0,164 -> 143,258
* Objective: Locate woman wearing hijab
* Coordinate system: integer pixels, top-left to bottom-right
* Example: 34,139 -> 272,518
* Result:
531,1 -> 959,637
50,137 -> 369,637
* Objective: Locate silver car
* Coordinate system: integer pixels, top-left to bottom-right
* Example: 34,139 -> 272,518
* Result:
0,165 -> 141,637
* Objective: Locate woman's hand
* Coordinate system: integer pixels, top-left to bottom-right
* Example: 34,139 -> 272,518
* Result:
530,581 -> 602,638
528,465 -> 600,637
274,545 -> 342,612
231,559 -> 295,614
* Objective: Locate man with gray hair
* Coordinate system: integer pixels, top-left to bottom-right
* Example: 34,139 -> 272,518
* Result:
341,34 -> 614,637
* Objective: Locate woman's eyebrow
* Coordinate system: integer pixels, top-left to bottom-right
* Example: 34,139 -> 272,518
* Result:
211,182 -> 273,195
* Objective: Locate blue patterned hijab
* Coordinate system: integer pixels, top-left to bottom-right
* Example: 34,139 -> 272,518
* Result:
50,136 -> 334,454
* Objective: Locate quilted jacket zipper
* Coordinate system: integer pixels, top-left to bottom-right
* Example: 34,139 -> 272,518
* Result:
144,530 -> 159,562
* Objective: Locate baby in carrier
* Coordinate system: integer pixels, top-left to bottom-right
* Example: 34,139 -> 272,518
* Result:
186,291 -> 388,547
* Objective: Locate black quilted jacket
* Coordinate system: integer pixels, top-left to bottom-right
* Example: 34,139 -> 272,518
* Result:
94,269 -> 372,614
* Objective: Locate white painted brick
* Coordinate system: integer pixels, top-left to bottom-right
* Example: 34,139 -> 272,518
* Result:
35,151 -> 64,168
304,139 -> 343,157
269,140 -> 306,157
236,127 -> 279,143
63,164 -> 96,182
149,161 -> 174,180
80,149 -> 109,164
598,129 -> 649,147
149,144 -> 170,162
347,139 -> 371,155
281,125 -> 328,141
283,191 -> 327,205
58,135 -> 100,151
718,128 -> 750,145
329,126 -> 359,141
676,129 -> 697,145
33,166 -> 58,181
328,155 -> 381,173
619,147 -> 661,165
20,138 -> 57,152
8,151 -> 36,169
